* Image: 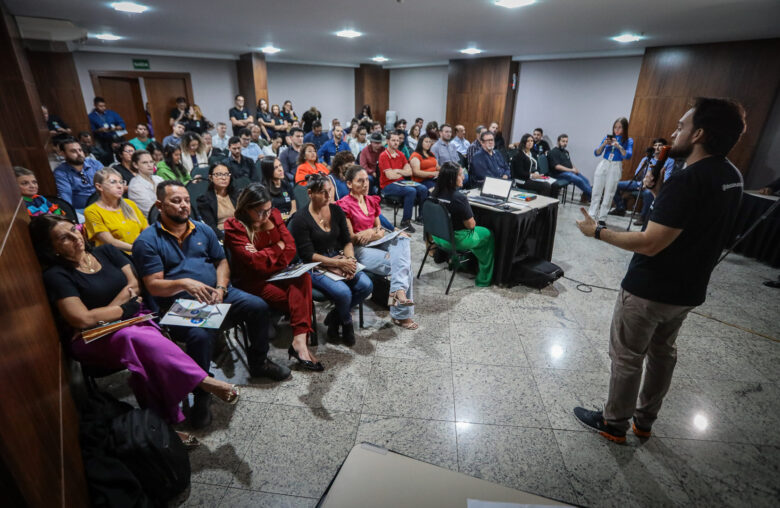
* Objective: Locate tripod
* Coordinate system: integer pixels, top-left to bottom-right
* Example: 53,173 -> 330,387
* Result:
625,157 -> 652,230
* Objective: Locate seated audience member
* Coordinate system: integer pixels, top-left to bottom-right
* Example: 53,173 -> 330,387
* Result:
531,128 -> 550,159
488,122 -> 507,152
225,135 -> 256,181
155,145 -> 190,184
431,162 -> 495,287
301,106 -> 321,134
128,150 -> 163,218
359,132 -> 384,192
78,131 -> 111,166
229,94 -> 254,136
213,122 -> 230,151
250,124 -> 270,148
511,133 -> 562,198
425,121 -> 439,140
262,136 -> 284,157
326,118 -> 341,140
129,123 -> 154,150
43,105 -> 72,143
466,125 -> 485,169
295,143 -> 330,186
54,139 -> 103,212
303,121 -> 329,150
202,132 -> 215,159
84,168 -> 148,253
224,184 -> 321,370
184,104 -> 212,135
181,132 -> 209,175
470,130 -> 510,187
281,100 -> 298,124
452,124 -> 470,156
133,181 -> 289,426
338,165 -> 418,330
547,134 -> 592,203
289,174 -> 372,346
260,156 -> 296,216
31,214 -> 238,433
406,124 -> 421,153
346,118 -> 360,139
111,142 -> 136,189
169,96 -> 188,128
88,96 -> 126,151
280,127 -> 304,181
410,134 -> 440,189
256,98 -> 275,139
196,162 -> 238,240
239,127 -> 262,162
758,176 -> 780,196
609,138 -> 674,226
380,130 -> 429,232
431,124 -> 461,166
146,141 -> 165,169
270,104 -> 289,136
318,124 -> 350,165
163,121 -> 186,148
328,150 -> 355,201
413,117 -> 424,134
16,166 -> 64,217
349,126 -> 368,158
370,121 -> 386,142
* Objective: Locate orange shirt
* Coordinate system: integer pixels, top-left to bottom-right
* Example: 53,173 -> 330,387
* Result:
295,162 -> 330,186
410,152 -> 438,183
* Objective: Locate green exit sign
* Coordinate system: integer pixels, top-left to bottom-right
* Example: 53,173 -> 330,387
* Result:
133,59 -> 150,70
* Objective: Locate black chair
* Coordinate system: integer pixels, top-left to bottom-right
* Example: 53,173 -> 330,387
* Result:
81,364 -> 125,396
233,176 -> 252,193
416,199 -> 474,295
85,191 -> 99,208
45,195 -> 78,223
381,194 -> 404,226
147,206 -> 160,224
190,164 -> 210,182
539,155 -> 570,204
293,184 -> 310,210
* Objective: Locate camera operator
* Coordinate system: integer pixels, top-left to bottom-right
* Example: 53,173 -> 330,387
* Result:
572,97 -> 745,443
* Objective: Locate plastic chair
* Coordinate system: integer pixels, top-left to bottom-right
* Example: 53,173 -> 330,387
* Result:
293,184 -> 310,210
147,206 -> 160,224
190,164 -> 210,182
416,199 -> 474,295
381,194 -> 404,226
85,191 -> 99,208
233,176 -> 252,193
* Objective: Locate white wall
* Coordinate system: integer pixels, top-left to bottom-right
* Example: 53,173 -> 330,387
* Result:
72,51 -> 238,134
746,91 -> 780,189
511,56 -> 643,180
266,62 -> 355,130
389,66 -> 448,126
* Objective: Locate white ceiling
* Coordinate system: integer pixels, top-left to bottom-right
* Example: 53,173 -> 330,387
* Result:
8,0 -> 780,66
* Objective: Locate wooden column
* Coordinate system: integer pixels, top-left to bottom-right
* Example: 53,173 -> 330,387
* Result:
236,52 -> 268,113
27,49 -> 90,135
355,64 -> 389,127
446,56 -> 515,141
0,6 -> 55,194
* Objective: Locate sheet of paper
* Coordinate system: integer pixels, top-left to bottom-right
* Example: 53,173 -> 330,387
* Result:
159,299 -> 231,329
266,262 -> 320,282
531,176 -> 557,184
321,262 -> 366,281
365,228 -> 407,248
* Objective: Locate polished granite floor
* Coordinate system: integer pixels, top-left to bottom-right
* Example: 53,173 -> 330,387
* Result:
102,198 -> 780,507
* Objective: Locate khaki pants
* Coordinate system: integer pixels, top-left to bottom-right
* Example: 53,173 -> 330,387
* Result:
604,289 -> 694,431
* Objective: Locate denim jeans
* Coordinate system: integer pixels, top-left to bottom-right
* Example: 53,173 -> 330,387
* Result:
613,181 -> 654,219
554,171 -> 592,199
355,235 -> 414,320
310,270 -> 373,324
382,182 -> 428,222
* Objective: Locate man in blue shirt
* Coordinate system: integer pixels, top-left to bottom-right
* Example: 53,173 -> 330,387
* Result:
133,181 -> 290,427
470,130 -> 510,187
303,121 -> 328,150
162,121 -> 185,148
88,96 -> 126,151
451,124 -> 471,156
239,128 -> 262,162
317,124 -> 350,164
53,139 -> 103,211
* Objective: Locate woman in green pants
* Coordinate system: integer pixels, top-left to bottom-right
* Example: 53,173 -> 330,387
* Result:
430,162 -> 495,287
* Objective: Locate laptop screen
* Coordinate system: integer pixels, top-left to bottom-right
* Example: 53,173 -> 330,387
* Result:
481,177 -> 513,200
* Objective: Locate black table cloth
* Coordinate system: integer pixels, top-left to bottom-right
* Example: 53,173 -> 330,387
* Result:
729,192 -> 780,267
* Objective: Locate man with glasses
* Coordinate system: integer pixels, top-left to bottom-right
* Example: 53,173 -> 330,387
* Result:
133,181 -> 289,428
470,130 -> 510,188
54,138 -> 104,211
239,128 -> 262,162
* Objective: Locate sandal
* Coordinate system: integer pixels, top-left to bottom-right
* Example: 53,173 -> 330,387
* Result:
177,432 -> 201,451
392,318 -> 419,330
388,290 -> 414,307
220,384 -> 240,405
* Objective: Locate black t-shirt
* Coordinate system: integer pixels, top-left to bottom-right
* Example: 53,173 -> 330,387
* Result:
546,147 -> 572,176
170,107 -> 186,122
43,245 -> 130,310
435,190 -> 473,231
290,204 -> 351,262
229,107 -> 250,135
47,114 -> 68,131
621,156 -> 743,306
531,140 -> 550,160
268,179 -> 294,213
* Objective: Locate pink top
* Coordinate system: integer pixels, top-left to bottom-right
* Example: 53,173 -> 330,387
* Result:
337,194 -> 382,232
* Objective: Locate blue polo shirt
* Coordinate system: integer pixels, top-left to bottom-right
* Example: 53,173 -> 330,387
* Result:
53,158 -> 103,210
317,139 -> 350,164
303,131 -> 329,150
88,109 -> 125,141
595,135 -> 634,162
132,220 -> 224,307
470,149 -> 510,187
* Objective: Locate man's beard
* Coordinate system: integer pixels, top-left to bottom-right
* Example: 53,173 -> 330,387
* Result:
66,156 -> 84,165
668,142 -> 692,160
166,213 -> 189,224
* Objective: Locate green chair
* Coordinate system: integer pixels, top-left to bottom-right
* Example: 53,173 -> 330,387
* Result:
190,164 -> 211,182
293,184 -> 310,210
416,199 -> 474,295
233,176 -> 252,193
186,179 -> 209,220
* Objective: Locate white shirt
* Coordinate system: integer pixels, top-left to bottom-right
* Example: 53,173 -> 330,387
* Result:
127,174 -> 163,218
349,138 -> 368,158
262,145 -> 279,157
213,133 -> 229,151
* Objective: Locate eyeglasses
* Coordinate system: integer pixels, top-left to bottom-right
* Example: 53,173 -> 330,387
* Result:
212,172 -> 231,178
252,207 -> 273,218
123,149 -> 134,154
105,179 -> 127,186
78,172 -> 89,185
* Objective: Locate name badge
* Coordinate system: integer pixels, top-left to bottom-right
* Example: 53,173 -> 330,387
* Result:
103,123 -> 109,128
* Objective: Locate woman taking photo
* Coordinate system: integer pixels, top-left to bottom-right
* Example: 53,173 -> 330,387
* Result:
589,117 -> 633,225
224,184 -> 322,371
127,150 -> 163,218
338,165 -> 418,330
358,104 -> 372,122
329,150 -> 355,201
430,162 -> 494,287
289,174 -> 372,346
260,156 -> 296,217
295,143 -> 329,185
181,132 -> 209,176
84,168 -> 148,253
155,145 -> 190,184
410,134 -> 440,189
31,214 -> 238,436
196,162 -> 238,240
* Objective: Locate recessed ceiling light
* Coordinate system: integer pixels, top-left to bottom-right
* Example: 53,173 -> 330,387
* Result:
460,47 -> 483,55
110,2 -> 148,13
372,56 -> 389,63
495,0 -> 535,8
612,33 -> 642,43
261,46 -> 281,54
94,33 -> 122,41
336,29 -> 362,38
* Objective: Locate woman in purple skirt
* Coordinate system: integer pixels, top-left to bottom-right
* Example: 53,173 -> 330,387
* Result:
30,215 -> 239,445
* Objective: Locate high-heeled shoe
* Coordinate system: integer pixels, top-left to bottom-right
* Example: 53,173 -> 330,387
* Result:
388,290 -> 414,307
288,345 -> 325,371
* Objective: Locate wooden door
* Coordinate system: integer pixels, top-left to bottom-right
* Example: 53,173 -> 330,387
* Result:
144,76 -> 190,140
95,76 -> 146,140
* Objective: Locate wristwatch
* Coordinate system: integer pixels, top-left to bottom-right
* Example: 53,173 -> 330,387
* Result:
595,225 -> 606,240
216,285 -> 228,296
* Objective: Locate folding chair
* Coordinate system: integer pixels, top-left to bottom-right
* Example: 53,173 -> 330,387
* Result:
416,199 -> 474,295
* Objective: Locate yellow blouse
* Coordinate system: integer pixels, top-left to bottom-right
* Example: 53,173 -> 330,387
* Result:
84,199 -> 148,251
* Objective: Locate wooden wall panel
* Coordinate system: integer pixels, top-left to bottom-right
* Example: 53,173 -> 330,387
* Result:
446,56 -> 515,141
0,132 -> 88,506
355,64 -> 389,127
627,39 -> 780,179
237,52 -> 268,115
26,50 -> 90,135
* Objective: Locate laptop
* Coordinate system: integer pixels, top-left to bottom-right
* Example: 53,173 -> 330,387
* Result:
469,177 -> 513,206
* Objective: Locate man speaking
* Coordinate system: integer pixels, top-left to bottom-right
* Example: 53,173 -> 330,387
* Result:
573,97 -> 745,443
